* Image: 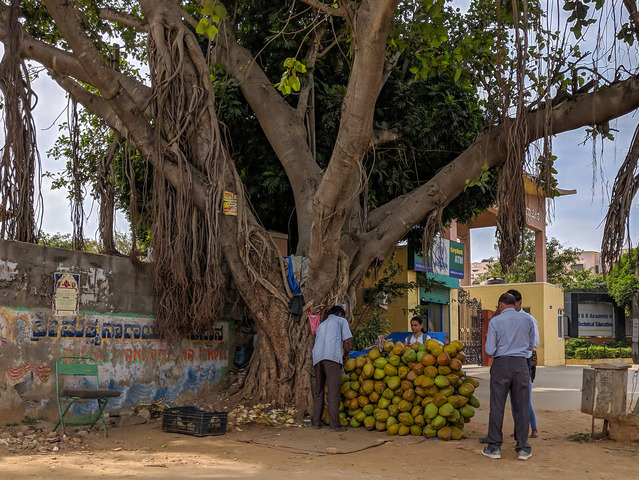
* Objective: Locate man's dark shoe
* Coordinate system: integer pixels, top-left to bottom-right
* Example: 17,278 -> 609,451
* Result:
481,446 -> 501,459
329,426 -> 347,432
311,424 -> 321,429
479,436 -> 489,443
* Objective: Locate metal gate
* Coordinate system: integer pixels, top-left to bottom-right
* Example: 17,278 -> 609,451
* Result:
458,288 -> 483,365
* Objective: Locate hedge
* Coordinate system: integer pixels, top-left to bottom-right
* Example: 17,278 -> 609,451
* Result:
565,338 -> 631,359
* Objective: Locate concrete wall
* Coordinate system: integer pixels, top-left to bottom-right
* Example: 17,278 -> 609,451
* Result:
0,239 -> 231,423
465,283 -> 566,366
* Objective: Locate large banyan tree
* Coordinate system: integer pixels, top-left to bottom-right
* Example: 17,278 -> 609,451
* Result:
1,0 -> 639,414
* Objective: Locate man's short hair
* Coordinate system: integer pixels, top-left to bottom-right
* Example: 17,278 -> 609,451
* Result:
506,289 -> 522,302
327,305 -> 346,316
498,293 -> 516,306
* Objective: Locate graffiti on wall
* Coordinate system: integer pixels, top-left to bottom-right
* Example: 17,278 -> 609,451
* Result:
29,314 -> 225,345
0,307 -> 230,416
55,344 -> 228,365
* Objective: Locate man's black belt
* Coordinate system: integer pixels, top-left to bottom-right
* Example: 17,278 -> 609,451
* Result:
493,356 -> 525,359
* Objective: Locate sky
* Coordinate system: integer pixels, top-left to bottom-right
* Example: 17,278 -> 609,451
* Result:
27,74 -> 129,243
469,114 -> 639,262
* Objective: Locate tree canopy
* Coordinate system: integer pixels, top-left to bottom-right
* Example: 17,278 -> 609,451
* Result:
563,270 -> 609,294
607,248 -> 639,312
477,230 -> 583,285
2,0 -> 639,412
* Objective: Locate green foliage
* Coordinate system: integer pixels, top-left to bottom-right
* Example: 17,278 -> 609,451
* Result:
564,337 -> 593,357
21,416 -> 38,425
573,345 -> 631,359
565,338 -> 631,359
563,0 -> 601,39
351,309 -> 391,351
606,249 -> 639,311
274,58 -> 307,95
477,230 -> 582,285
38,231 -> 135,255
365,251 -> 418,304
563,270 -> 608,294
567,432 -> 591,443
362,251 -> 445,307
536,155 -> 559,198
353,251 -> 445,349
196,1 -> 228,41
617,23 -> 637,46
464,163 -> 492,192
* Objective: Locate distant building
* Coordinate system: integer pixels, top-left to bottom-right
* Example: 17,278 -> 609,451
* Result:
571,251 -> 601,274
470,260 -> 491,283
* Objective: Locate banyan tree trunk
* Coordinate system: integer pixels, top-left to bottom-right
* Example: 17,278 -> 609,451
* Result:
238,305 -> 315,417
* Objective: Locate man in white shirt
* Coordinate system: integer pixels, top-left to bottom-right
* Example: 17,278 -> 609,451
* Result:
311,305 -> 352,432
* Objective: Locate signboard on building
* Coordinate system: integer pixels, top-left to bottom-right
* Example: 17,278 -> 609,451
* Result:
577,302 -> 615,337
413,239 -> 464,279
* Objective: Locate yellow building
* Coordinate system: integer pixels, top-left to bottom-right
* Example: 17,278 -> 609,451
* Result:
464,283 -> 566,366
359,245 -> 566,367
360,245 -> 461,343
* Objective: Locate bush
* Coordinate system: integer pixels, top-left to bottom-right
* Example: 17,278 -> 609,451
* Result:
564,338 -> 593,358
350,309 -> 390,351
567,339 -> 632,359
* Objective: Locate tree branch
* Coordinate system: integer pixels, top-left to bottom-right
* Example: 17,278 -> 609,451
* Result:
296,21 -> 326,118
48,71 -> 128,135
371,123 -> 401,147
349,74 -> 639,282
304,0 -> 400,301
0,13 -> 153,115
213,22 -> 322,254
299,0 -> 351,19
99,7 -> 149,31
380,50 -> 401,93
42,0 -> 209,210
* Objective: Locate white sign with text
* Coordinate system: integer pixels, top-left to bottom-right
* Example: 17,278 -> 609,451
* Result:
577,303 -> 615,337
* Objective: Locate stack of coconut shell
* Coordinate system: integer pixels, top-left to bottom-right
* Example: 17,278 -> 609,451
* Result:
332,338 -> 480,439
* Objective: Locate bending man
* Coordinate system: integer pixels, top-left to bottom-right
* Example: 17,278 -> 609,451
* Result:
311,305 -> 352,432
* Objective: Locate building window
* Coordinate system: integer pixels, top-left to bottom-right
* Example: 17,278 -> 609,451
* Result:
557,308 -> 564,339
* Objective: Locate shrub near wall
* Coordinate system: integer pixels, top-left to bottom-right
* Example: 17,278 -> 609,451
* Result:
565,338 -> 631,359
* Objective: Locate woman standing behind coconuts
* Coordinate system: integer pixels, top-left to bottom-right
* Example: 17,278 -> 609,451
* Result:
404,316 -> 431,346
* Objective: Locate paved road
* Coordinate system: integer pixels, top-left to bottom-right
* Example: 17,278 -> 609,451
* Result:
465,363 -> 639,412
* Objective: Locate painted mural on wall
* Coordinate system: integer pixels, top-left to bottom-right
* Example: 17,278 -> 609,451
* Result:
0,307 -> 229,420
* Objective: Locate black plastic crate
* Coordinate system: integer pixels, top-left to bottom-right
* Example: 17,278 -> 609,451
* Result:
162,406 -> 228,437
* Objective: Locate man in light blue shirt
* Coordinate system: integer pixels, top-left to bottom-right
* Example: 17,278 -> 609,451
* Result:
311,305 -> 352,432
482,292 -> 536,461
507,288 -> 540,439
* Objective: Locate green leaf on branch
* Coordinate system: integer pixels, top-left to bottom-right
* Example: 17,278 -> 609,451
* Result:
197,1 -> 227,41
464,163 -> 491,193
275,57 -> 307,96
196,18 -> 208,35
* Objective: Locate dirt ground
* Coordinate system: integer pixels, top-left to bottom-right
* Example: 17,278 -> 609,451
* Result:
1,406 -> 638,480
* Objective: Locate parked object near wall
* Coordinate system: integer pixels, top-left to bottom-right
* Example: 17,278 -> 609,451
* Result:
0,239 -> 233,423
